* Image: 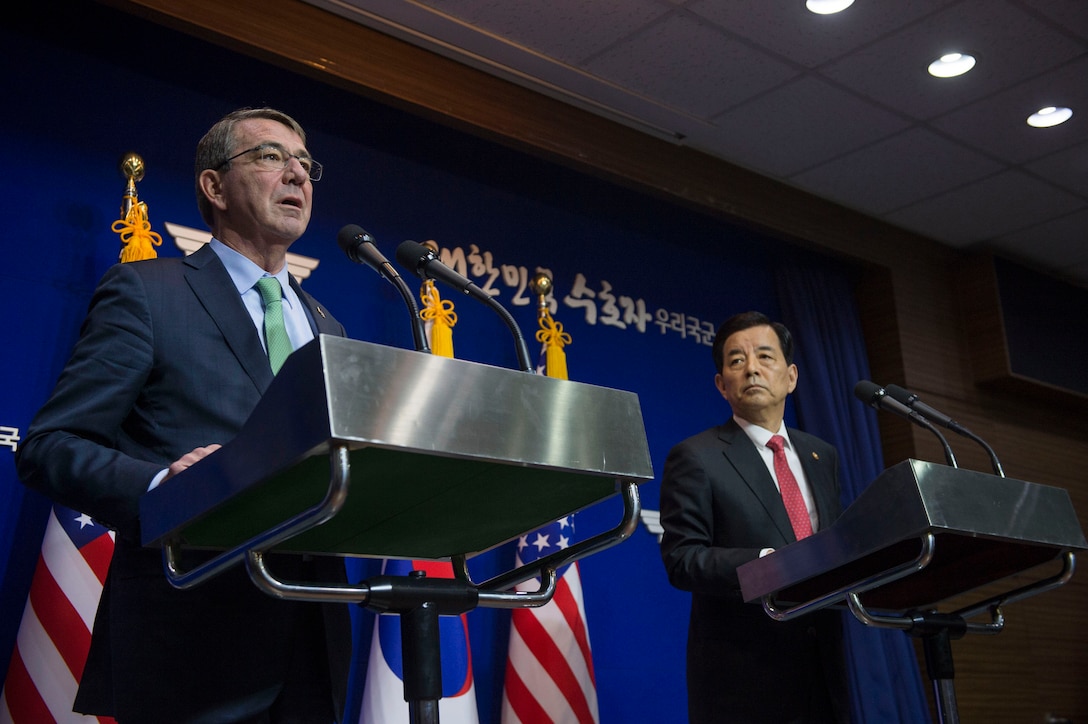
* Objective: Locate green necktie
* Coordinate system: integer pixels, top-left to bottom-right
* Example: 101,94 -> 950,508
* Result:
255,277 -> 291,374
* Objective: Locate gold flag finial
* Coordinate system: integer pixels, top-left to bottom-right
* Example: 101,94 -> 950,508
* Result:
112,152 -> 162,263
118,152 -> 145,219
529,272 -> 553,317
532,272 -> 570,379
419,240 -> 456,357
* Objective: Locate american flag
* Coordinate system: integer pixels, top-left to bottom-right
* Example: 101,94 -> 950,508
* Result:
0,505 -> 115,723
500,516 -> 599,724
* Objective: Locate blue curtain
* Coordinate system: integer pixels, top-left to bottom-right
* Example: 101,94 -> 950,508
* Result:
776,258 -> 931,724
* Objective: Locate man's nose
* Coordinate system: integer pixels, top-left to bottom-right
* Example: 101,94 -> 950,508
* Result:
285,156 -> 309,182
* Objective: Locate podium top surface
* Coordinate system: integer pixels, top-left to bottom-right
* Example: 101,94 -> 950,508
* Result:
140,336 -> 654,558
738,459 -> 1087,610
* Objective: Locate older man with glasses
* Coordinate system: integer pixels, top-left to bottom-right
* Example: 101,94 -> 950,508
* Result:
18,107 -> 351,724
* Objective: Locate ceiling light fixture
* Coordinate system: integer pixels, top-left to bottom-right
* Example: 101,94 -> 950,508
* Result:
1027,106 -> 1073,128
927,53 -> 976,78
806,0 -> 855,15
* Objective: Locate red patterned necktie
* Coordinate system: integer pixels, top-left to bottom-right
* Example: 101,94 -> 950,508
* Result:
767,435 -> 813,540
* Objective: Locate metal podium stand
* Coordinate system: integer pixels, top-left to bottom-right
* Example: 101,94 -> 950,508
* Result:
140,335 -> 654,723
737,459 -> 1087,724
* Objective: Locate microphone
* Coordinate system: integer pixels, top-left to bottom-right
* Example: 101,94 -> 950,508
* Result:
395,240 -> 533,372
339,224 -> 397,276
884,384 -> 1005,477
337,225 -> 430,354
854,380 -> 958,468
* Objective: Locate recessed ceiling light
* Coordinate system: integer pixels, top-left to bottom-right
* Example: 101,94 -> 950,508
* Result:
1027,106 -> 1073,128
806,0 -> 855,15
928,53 -> 976,78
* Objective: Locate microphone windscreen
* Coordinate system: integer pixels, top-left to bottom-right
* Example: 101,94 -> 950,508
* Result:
853,380 -> 882,404
883,384 -> 912,405
395,240 -> 431,275
337,224 -> 369,255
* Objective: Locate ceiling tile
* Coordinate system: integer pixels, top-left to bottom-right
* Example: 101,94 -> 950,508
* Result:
991,207 -> 1088,265
414,0 -> 670,65
1027,139 -> 1088,199
582,11 -> 800,119
310,0 -> 1087,289
930,57 -> 1088,165
788,127 -> 1004,214
884,170 -> 1085,245
990,206 -> 1088,287
687,0 -> 956,68
1020,0 -> 1088,40
820,0 -> 1085,120
697,76 -> 910,177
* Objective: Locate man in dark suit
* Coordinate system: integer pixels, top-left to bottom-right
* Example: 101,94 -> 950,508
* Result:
659,311 -> 850,724
17,108 -> 351,723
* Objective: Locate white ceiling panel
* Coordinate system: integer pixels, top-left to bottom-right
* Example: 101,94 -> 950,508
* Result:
886,169 -> 1085,245
788,127 -> 1005,215
699,76 -> 911,176
819,0 -> 1085,120
686,0 -> 959,68
414,0 -> 669,65
582,12 -> 801,119
930,56 -> 1088,163
303,0 -> 1088,288
1027,139 -> 1088,197
993,208 -> 1088,266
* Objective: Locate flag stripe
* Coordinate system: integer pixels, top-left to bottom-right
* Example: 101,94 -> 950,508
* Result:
27,557 -> 91,679
504,624 -> 572,723
500,661 -> 547,724
1,507 -> 116,724
511,604 -> 594,724
551,572 -> 594,684
1,648 -> 53,724
40,514 -> 105,630
78,534 -> 114,585
502,515 -> 599,724
16,602 -> 81,722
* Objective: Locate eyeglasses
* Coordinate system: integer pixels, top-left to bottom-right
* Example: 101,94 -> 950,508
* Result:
215,143 -> 323,182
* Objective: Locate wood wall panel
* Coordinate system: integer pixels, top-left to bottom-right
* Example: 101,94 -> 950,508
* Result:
108,1 -> 1088,721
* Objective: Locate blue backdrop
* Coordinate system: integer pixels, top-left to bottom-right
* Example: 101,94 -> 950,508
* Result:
1,2 -> 926,722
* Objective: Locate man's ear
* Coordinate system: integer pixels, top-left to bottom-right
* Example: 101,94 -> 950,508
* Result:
198,169 -> 227,211
714,372 -> 728,399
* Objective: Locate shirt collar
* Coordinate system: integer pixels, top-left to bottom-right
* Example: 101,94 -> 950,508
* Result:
209,238 -> 292,296
734,415 -> 790,450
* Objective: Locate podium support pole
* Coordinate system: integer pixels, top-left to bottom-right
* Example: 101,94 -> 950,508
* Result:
910,612 -> 967,724
847,593 -> 1007,724
402,598 -> 442,724
365,570 -> 483,724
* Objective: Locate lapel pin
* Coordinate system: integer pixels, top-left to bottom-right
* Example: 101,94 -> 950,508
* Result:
811,452 -> 820,461
317,307 -> 326,319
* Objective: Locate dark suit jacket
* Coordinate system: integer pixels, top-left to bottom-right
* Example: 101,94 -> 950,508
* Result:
659,418 -> 849,724
17,244 -> 352,723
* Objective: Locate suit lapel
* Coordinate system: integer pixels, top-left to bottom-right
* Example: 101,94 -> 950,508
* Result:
718,420 -> 797,544
792,433 -> 837,532
289,276 -> 341,337
183,244 -> 275,394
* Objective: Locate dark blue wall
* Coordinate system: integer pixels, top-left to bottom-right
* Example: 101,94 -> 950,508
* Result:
1,3 -> 850,721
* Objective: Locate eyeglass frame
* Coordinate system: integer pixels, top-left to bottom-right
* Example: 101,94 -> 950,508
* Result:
214,142 -> 323,182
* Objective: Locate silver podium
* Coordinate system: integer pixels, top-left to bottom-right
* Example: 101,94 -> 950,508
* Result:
738,459 -> 1086,724
140,335 -> 654,723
